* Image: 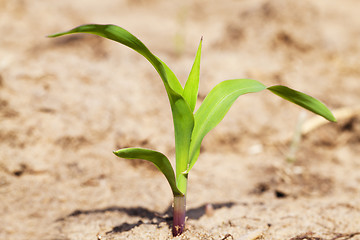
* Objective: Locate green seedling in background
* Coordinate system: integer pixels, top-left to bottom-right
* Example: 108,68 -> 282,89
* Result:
49,24 -> 336,236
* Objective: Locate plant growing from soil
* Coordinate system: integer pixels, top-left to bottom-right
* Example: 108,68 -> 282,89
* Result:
49,24 -> 336,236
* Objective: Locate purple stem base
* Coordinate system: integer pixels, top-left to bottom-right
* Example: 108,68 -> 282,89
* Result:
172,195 -> 186,236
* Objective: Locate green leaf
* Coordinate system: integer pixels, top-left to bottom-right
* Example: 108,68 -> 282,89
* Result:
187,79 -> 267,172
267,85 -> 336,122
156,57 -> 184,95
48,24 -> 183,95
183,38 -> 203,112
113,148 -> 183,197
167,88 -> 194,194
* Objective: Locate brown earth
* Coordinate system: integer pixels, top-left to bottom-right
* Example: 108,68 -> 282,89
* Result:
1,0 -> 360,239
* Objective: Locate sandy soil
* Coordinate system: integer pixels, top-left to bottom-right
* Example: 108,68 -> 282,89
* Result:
1,0 -> 360,239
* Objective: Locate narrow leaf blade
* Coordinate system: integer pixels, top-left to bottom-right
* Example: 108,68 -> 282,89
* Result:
167,87 -> 194,194
188,79 -> 267,171
48,24 -> 184,95
113,148 -> 184,196
267,85 -> 336,122
183,38 -> 203,112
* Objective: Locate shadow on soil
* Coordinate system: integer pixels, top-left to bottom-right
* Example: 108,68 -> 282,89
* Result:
57,202 -> 236,234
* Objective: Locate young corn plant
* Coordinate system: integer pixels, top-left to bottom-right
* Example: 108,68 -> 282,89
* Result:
49,24 -> 336,236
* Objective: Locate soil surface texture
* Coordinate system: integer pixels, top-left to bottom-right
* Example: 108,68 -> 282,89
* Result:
1,0 -> 360,239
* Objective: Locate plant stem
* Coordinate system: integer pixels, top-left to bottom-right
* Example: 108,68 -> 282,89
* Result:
176,172 -> 188,194
172,195 -> 186,236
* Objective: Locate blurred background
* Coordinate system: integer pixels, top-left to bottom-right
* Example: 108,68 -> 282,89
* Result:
1,1 -> 359,239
